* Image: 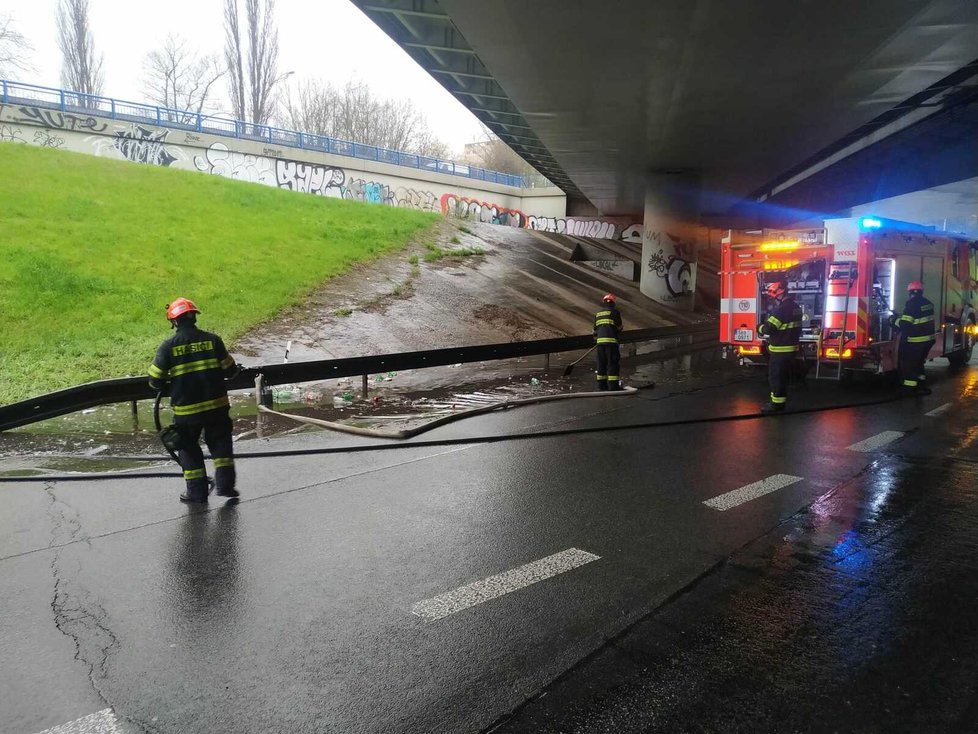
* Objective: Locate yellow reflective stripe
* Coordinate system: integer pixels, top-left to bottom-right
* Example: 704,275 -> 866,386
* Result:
907,335 -> 934,343
910,316 -> 934,325
595,310 -> 612,316
169,358 -> 221,377
148,364 -> 167,378
595,375 -> 608,380
220,355 -> 236,369
903,379 -> 918,387
607,375 -> 619,380
770,394 -> 787,404
766,315 -> 784,328
595,319 -> 615,326
768,345 -> 798,353
596,337 -> 618,344
213,457 -> 234,468
183,468 -> 205,480
776,321 -> 802,330
172,395 -> 230,416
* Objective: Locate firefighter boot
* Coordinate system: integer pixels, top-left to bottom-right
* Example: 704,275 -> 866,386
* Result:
180,477 -> 210,504
761,401 -> 785,414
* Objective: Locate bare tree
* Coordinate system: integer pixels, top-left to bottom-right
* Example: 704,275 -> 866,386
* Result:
278,79 -> 451,157
142,35 -> 224,121
466,124 -> 537,176
224,0 -> 281,125
56,0 -> 104,96
0,14 -> 35,78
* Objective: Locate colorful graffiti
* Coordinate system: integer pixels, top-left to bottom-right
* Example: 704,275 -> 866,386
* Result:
344,177 -> 395,205
440,194 -> 527,227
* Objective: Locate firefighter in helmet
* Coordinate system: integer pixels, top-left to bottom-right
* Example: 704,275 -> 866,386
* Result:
594,293 -> 623,390
148,298 -> 241,503
758,277 -> 803,413
890,280 -> 935,395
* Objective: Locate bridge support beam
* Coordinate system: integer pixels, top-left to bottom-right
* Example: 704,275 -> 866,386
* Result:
640,173 -> 702,309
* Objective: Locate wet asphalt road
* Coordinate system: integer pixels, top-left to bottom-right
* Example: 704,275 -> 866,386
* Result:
2,362 -> 978,733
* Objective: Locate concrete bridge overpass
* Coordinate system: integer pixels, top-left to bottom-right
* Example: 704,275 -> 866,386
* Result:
351,0 -> 978,303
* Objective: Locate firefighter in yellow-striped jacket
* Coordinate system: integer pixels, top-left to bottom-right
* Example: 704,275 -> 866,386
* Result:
594,293 -> 623,391
890,280 -> 935,395
149,298 -> 240,503
758,278 -> 803,413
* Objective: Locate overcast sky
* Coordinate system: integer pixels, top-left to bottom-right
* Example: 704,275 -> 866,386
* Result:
0,0 -> 486,154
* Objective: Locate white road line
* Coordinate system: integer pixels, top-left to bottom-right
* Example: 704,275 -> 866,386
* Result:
926,403 -> 952,417
847,431 -> 905,452
702,474 -> 803,511
34,709 -> 120,734
412,548 -> 600,621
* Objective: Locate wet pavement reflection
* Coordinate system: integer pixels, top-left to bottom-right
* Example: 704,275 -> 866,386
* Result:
493,454 -> 978,733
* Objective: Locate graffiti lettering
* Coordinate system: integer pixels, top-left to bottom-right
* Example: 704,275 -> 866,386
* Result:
262,147 -> 283,158
440,194 -> 527,227
0,124 -> 25,143
344,178 -> 394,205
11,105 -> 107,132
276,160 -> 344,197
394,188 -> 437,211
113,125 -> 176,166
33,129 -> 65,148
194,142 -> 277,186
184,133 -> 201,143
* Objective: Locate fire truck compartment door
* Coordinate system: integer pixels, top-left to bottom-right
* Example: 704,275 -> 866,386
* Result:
892,255 -> 946,317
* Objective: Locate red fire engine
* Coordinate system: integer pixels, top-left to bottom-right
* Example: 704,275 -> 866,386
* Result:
719,216 -> 978,377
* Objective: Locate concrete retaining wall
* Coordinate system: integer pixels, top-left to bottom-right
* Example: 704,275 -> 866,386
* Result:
0,102 -> 635,239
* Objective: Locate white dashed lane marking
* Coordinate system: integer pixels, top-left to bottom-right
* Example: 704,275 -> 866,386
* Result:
34,709 -> 120,734
926,403 -> 952,417
702,474 -> 803,511
847,431 -> 905,452
412,548 -> 600,621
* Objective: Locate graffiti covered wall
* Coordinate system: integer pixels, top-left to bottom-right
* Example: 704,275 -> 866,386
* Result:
0,103 -> 640,243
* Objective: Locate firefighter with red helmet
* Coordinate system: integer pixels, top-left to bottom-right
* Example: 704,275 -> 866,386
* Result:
594,293 -> 623,390
148,298 -> 241,503
758,278 -> 803,413
890,280 -> 935,395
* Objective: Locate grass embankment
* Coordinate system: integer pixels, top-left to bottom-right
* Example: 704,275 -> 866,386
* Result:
0,144 -> 439,404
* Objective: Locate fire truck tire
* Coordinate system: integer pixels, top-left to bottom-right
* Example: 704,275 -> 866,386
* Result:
948,318 -> 976,368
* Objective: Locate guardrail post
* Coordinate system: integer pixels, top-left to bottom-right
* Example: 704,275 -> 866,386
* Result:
196,113 -> 202,132
1,80 -> 7,103
59,90 -> 65,112
362,374 -> 369,399
544,353 -> 550,372
110,99 -> 116,119
256,374 -> 273,408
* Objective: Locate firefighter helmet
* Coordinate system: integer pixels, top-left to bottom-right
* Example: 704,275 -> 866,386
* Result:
907,280 -> 924,293
602,293 -> 617,304
166,298 -> 200,320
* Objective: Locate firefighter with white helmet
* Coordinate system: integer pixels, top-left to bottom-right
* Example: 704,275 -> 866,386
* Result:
148,298 -> 241,503
758,278 -> 803,413
890,280 -> 935,395
594,293 -> 623,390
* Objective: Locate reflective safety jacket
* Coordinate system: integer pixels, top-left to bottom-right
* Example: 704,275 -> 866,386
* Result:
594,304 -> 623,345
758,295 -> 803,354
148,324 -> 239,424
893,293 -> 936,344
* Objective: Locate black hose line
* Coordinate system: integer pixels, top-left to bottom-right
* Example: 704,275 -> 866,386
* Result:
0,392 -> 908,483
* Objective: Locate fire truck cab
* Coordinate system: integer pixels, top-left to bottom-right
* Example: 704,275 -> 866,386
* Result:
720,216 -> 978,377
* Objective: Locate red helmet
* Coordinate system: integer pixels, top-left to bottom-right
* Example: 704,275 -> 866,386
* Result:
766,280 -> 787,297
166,297 -> 200,320
907,280 -> 924,293
602,293 -> 617,304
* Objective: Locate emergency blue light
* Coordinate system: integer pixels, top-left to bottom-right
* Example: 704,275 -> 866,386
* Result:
861,217 -> 882,229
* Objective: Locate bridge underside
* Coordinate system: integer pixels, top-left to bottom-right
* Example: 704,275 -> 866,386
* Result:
353,0 -> 978,221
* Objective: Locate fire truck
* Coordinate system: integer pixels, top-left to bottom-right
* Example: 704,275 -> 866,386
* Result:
719,216 -> 978,377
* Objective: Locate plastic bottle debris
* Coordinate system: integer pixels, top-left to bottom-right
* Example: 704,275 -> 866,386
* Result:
530,377 -> 541,386
333,394 -> 353,408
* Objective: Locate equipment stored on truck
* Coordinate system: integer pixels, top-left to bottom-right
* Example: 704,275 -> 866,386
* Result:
719,216 -> 978,379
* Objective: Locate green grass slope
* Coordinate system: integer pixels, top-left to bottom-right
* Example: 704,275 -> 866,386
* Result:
0,143 -> 439,404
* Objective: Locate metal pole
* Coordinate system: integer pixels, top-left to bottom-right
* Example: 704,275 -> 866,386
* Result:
544,353 -> 550,372
362,374 -> 369,399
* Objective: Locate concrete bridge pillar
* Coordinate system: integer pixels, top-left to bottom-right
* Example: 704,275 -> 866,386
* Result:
640,173 -> 702,309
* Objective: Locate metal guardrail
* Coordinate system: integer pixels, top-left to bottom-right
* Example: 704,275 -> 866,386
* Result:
0,80 -> 556,190
0,322 -> 717,432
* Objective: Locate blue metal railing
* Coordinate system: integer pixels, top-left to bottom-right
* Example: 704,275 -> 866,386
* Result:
0,79 -> 556,189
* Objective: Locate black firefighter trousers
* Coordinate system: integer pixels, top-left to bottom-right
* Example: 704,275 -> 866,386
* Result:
899,340 -> 933,390
768,352 -> 793,408
596,343 -> 621,390
177,413 -> 236,500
